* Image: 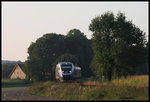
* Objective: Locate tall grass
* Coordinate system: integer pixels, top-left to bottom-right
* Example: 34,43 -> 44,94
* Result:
111,75 -> 148,88
81,86 -> 148,100
29,75 -> 149,100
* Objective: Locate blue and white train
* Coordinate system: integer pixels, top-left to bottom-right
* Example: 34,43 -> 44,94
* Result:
55,62 -> 81,82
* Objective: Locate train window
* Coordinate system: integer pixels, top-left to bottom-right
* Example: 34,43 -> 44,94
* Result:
61,64 -> 72,68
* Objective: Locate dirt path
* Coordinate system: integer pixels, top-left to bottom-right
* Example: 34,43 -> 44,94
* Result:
2,87 -> 73,101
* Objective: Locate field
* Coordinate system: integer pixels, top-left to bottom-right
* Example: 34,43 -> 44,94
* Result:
2,79 -> 61,100
1,78 -> 31,91
29,75 -> 149,100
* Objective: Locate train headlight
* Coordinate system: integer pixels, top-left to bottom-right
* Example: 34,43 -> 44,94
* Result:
69,71 -> 72,73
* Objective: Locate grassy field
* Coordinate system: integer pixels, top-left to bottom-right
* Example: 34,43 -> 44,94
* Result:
111,75 -> 148,88
1,78 -> 31,91
29,75 -> 149,101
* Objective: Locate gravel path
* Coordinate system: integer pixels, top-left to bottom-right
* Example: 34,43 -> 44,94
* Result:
2,87 -> 73,101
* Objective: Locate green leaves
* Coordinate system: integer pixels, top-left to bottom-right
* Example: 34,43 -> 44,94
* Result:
24,29 -> 93,81
89,11 -> 147,81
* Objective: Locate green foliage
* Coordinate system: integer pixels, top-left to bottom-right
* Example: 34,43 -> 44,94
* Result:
25,33 -> 66,82
89,57 -> 101,79
89,11 -> 147,81
24,29 -> 93,82
81,88 -> 106,100
67,29 -> 86,39
2,78 -> 31,88
2,64 -> 15,78
66,29 -> 93,77
81,86 -> 148,100
53,53 -> 78,65
29,81 -> 82,100
2,61 -> 24,78
29,77 -> 148,100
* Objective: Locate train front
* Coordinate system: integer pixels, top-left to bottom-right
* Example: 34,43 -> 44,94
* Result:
60,62 -> 74,81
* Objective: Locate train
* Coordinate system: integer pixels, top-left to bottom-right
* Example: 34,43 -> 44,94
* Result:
55,62 -> 81,82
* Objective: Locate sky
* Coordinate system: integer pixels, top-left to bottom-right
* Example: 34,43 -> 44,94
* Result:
2,1 -> 149,62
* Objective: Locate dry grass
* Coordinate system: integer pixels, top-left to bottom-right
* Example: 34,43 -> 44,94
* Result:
29,75 -> 149,100
111,75 -> 148,88
77,75 -> 149,88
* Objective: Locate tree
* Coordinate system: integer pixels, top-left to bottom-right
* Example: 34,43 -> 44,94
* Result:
2,64 -> 15,78
2,61 -> 24,78
65,29 -> 93,77
89,56 -> 99,78
89,11 -> 147,82
134,41 -> 149,75
24,33 -> 66,81
24,30 -> 93,82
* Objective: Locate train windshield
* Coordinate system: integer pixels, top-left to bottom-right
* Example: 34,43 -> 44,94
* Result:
61,64 -> 72,72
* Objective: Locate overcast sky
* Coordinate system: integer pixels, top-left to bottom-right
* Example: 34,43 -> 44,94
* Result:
2,1 -> 149,62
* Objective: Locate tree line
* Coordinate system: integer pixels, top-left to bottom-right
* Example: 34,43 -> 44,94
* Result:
22,11 -> 148,82
2,61 -> 24,78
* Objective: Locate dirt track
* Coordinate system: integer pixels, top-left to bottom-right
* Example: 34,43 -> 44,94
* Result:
2,87 -> 73,101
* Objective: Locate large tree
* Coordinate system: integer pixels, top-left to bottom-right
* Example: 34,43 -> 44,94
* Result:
89,11 -> 147,81
65,29 -> 93,77
24,29 -> 93,81
24,33 -> 66,81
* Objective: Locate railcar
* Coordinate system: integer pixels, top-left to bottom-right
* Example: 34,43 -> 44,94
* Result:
55,62 -> 81,82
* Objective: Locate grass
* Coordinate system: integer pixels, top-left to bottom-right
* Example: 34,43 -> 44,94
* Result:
29,75 -> 149,100
29,81 -> 83,100
1,78 -> 32,91
2,86 -> 29,92
81,86 -> 148,101
111,75 -> 148,88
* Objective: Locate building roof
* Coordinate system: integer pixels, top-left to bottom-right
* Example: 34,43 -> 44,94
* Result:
9,64 -> 25,77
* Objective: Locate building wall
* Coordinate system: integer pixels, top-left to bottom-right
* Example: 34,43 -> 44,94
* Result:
10,66 -> 26,79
